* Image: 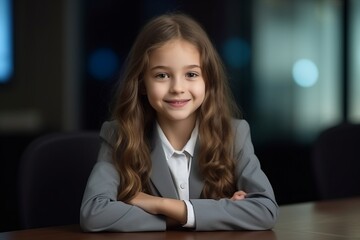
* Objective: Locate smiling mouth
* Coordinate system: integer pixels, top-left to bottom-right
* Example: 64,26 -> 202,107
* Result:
164,99 -> 190,107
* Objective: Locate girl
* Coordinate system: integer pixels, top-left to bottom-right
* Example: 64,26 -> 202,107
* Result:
80,13 -> 278,232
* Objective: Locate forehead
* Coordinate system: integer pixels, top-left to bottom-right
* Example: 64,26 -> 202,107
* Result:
148,39 -> 200,67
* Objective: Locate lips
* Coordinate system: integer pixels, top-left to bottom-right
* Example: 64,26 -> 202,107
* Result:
164,99 -> 190,107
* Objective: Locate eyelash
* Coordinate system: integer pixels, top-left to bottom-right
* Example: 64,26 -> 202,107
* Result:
154,72 -> 199,79
186,72 -> 199,78
155,73 -> 170,79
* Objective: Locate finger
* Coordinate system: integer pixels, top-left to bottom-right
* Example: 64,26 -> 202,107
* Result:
233,195 -> 245,200
231,191 -> 247,201
235,191 -> 247,196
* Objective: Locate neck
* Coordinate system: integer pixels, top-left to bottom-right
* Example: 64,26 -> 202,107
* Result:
158,118 -> 196,151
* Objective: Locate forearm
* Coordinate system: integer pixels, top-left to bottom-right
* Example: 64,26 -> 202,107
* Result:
129,192 -> 187,225
80,199 -> 166,232
157,198 -> 187,225
190,196 -> 278,231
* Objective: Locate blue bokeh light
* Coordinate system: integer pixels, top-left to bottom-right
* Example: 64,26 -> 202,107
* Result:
88,48 -> 119,81
292,59 -> 319,87
222,37 -> 250,69
0,0 -> 13,83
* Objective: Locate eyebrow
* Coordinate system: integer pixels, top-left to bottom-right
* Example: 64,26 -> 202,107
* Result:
149,65 -> 201,71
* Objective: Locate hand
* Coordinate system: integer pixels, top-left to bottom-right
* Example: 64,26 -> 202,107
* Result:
166,217 -> 179,228
230,191 -> 247,201
128,192 -> 187,225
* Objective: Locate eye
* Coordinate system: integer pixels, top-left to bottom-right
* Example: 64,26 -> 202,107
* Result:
186,72 -> 199,78
155,73 -> 170,79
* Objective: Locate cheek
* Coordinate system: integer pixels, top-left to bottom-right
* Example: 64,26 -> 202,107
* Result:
145,91 -> 159,111
193,82 -> 206,100
145,84 -> 165,102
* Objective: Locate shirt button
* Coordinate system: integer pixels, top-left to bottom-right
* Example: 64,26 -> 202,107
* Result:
180,183 -> 186,189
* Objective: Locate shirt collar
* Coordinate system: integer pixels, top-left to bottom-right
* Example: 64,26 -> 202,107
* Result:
156,122 -> 198,159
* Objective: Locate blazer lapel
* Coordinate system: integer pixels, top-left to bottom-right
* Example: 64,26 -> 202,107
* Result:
189,141 -> 204,199
149,130 -> 179,199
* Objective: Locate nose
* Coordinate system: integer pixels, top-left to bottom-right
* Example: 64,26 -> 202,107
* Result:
169,76 -> 185,93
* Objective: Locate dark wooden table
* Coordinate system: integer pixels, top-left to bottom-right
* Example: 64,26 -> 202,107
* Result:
1,197 -> 359,240
274,197 -> 360,239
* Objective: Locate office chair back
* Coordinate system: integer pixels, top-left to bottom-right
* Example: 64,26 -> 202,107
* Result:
18,132 -> 100,229
312,123 -> 360,200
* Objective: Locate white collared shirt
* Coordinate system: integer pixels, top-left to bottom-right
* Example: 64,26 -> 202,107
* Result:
156,122 -> 198,228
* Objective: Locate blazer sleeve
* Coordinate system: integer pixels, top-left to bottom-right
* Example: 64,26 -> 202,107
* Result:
190,119 -> 279,231
79,121 -> 166,232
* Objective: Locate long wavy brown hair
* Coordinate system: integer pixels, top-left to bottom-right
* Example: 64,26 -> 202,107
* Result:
112,13 -> 241,202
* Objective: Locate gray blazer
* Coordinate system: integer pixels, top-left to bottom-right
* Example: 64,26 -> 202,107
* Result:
80,119 -> 279,232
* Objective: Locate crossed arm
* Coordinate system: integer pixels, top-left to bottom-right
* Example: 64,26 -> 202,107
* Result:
128,191 -> 247,227
80,120 -> 278,232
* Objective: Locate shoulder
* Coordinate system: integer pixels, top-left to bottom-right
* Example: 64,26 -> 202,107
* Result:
231,118 -> 251,138
231,118 -> 253,154
99,120 -> 118,146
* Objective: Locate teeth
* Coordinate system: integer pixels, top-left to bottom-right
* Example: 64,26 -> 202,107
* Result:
166,100 -> 189,104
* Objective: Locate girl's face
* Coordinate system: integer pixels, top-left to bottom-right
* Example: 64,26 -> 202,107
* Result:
144,39 -> 205,127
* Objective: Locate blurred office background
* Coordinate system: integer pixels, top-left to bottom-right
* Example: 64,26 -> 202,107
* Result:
1,0 -> 359,232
